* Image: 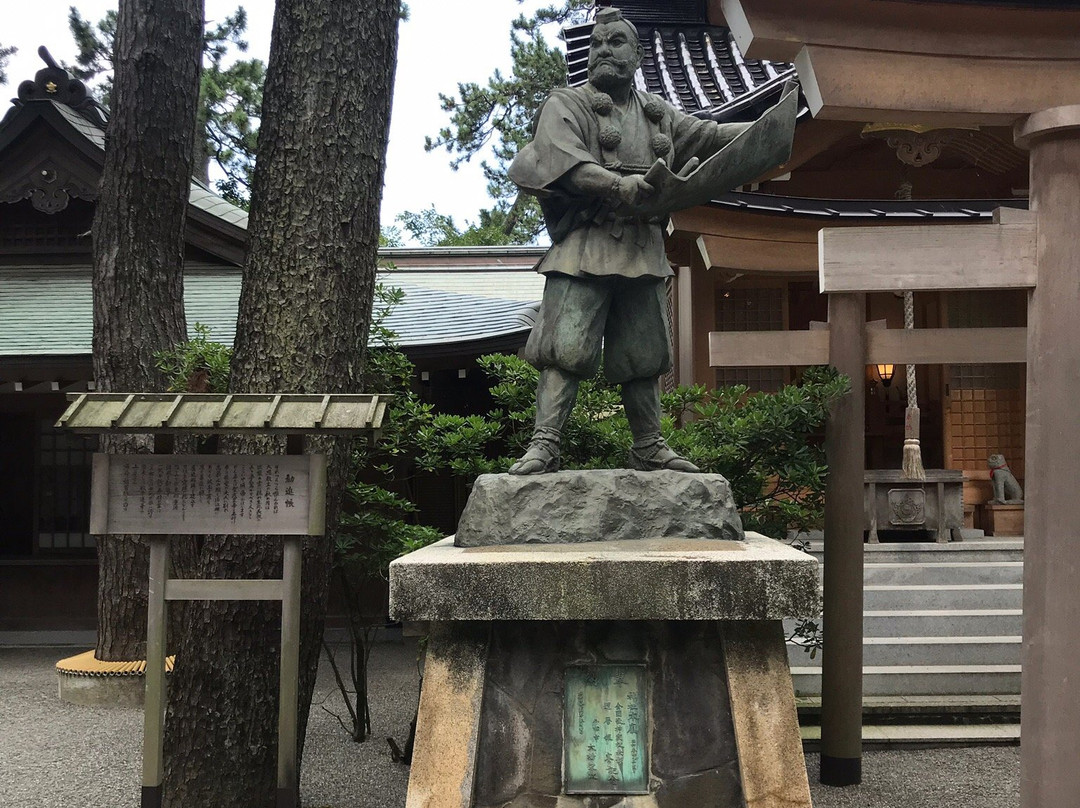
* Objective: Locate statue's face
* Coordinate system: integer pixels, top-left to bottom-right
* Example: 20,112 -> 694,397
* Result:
587,21 -> 640,92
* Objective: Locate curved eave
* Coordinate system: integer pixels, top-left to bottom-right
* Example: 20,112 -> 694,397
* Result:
400,330 -> 533,366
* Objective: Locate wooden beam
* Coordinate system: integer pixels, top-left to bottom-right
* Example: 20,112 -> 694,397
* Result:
796,45 -> 1080,126
698,233 -> 818,274
709,326 -> 1027,367
22,381 -> 61,394
165,579 -> 284,601
820,218 -> 1037,293
710,330 -> 830,367
718,0 -> 1080,63
866,327 -> 1026,365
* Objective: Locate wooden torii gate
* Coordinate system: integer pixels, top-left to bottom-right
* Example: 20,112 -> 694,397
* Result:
708,206 -> 1034,785
715,1 -> 1080,799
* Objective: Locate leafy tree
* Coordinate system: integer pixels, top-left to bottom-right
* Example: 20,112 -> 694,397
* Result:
66,8 -> 117,99
154,322 -> 232,393
66,5 -> 264,205
416,0 -> 592,244
396,205 -> 524,247
379,225 -> 404,247
0,43 -> 16,84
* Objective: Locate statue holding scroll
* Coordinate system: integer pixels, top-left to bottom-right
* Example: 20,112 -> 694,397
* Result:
507,7 -> 797,475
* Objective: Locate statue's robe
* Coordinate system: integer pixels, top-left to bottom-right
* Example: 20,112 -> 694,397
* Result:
509,84 -> 748,280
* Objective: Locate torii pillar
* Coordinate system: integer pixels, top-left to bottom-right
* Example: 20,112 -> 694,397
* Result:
719,0 -> 1080,796
1014,107 -> 1080,808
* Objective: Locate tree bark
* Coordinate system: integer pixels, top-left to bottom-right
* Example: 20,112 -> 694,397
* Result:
162,1 -> 399,805
91,0 -> 204,661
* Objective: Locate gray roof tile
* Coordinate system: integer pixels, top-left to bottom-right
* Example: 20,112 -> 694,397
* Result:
565,20 -> 793,121
0,266 -> 537,357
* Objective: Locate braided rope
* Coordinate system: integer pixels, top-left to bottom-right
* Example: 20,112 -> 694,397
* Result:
904,290 -> 917,407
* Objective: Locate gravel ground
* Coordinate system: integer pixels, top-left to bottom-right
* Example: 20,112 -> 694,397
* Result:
0,642 -> 1019,807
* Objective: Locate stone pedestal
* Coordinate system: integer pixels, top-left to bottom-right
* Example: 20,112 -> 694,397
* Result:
981,503 -> 1025,537
389,534 -> 818,808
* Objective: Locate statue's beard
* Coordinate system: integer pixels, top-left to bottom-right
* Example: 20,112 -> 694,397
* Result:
588,57 -> 634,92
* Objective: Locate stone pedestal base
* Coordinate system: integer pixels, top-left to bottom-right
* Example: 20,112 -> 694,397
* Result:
981,503 -> 1025,537
390,535 -> 817,808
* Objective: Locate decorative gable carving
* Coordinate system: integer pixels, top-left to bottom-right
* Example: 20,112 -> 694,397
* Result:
0,155 -> 99,214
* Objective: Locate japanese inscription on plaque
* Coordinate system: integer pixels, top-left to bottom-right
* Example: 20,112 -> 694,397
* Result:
90,454 -> 326,536
563,665 -> 648,794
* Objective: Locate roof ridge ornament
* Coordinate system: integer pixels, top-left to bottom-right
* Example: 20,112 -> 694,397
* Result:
13,46 -> 109,128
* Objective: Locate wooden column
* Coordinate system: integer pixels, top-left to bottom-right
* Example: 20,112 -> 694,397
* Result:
676,266 -> 696,387
1015,106 -> 1080,808
820,292 -> 865,785
691,262 -> 718,386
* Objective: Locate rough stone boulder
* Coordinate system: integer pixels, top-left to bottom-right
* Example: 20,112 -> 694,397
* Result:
454,469 -> 744,547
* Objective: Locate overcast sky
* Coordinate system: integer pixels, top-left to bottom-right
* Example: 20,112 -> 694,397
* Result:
0,0 -> 560,240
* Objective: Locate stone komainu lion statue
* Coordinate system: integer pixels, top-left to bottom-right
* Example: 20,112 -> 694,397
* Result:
988,453 -> 1024,504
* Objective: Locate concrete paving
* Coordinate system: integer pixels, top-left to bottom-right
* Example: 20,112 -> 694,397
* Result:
0,641 -> 1019,808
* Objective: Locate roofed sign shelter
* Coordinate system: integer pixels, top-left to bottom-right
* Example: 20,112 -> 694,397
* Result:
719,0 -> 1080,800
59,393 -> 387,808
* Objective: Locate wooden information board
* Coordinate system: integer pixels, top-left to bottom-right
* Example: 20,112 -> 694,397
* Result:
90,454 -> 326,536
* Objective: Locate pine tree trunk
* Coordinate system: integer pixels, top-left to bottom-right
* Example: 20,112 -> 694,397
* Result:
91,0 -> 203,661
162,1 -> 399,805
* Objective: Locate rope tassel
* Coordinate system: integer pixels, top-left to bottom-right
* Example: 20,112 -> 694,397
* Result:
903,404 -> 926,480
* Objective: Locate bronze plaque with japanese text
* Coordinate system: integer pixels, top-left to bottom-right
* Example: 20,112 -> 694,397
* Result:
563,664 -> 649,794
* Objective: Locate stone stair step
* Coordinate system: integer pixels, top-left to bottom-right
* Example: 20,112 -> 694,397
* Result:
862,561 -> 1023,586
787,608 -> 1024,638
795,694 -> 1021,717
864,584 -> 1022,611
799,722 -> 1020,747
861,608 -> 1023,637
805,539 -> 1024,564
788,635 -> 1022,668
791,664 -> 1022,697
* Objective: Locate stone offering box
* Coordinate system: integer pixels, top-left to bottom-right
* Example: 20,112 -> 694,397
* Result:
864,469 -> 964,543
390,472 -> 819,808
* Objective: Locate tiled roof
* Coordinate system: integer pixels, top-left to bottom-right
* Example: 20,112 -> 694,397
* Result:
382,247 -> 545,302
564,16 -> 794,121
188,181 -> 249,228
564,5 -> 1025,220
48,101 -> 106,149
0,264 -> 537,357
380,282 -> 537,346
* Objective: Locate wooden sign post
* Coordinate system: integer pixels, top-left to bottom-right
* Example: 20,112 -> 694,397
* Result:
707,207 -> 1034,784
59,392 -> 387,808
